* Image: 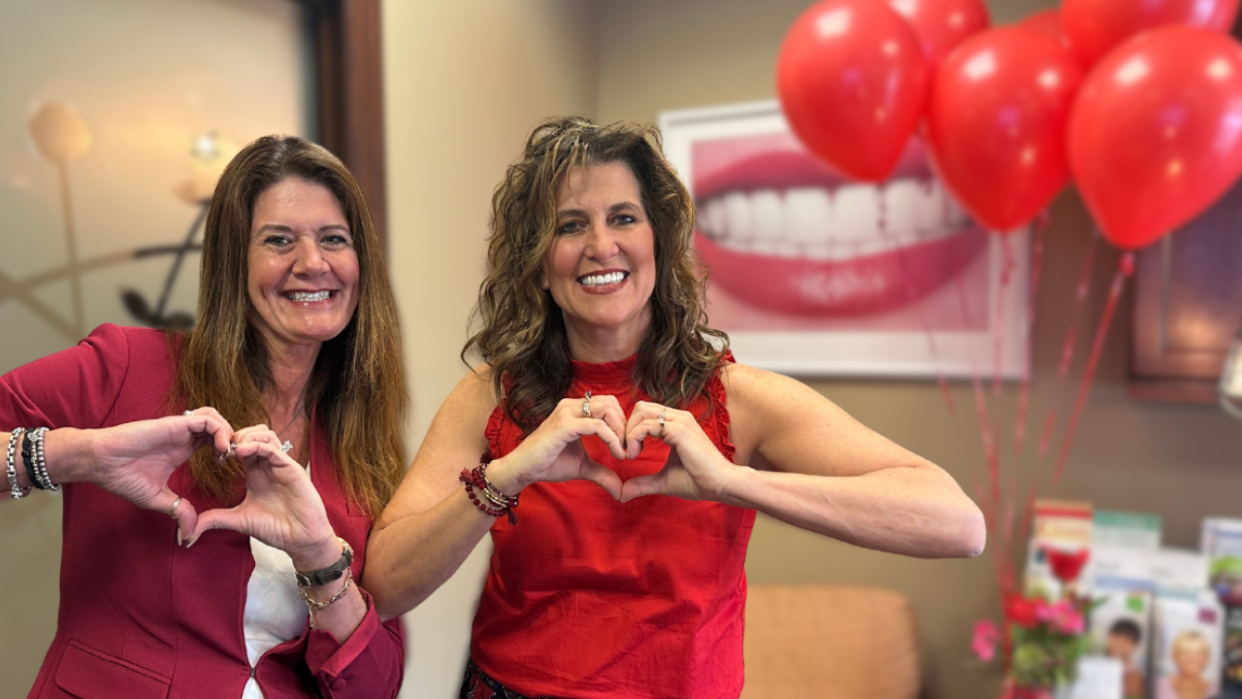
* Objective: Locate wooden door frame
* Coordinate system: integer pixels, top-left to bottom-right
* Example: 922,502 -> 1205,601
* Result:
299,0 -> 387,246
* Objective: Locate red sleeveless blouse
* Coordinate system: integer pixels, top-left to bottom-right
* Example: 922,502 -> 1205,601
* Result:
470,352 -> 756,699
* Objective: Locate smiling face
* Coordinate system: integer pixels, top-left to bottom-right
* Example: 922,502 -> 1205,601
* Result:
1173,640 -> 1210,677
247,177 -> 359,355
542,161 -> 657,359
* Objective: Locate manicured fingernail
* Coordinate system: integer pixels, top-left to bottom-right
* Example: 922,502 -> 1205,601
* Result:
177,527 -> 183,546
186,536 -> 198,549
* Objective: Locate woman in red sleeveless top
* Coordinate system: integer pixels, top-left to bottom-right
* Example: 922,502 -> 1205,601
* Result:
368,117 -> 986,699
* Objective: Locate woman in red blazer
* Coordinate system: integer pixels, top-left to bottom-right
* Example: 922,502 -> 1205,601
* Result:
1,136 -> 406,699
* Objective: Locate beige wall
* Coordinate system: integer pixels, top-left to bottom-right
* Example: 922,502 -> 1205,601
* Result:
597,1 -> 1242,698
4,2 -> 1239,699
381,1 -> 598,697
0,1 -> 311,695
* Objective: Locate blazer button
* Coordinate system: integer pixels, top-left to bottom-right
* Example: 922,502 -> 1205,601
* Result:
330,678 -> 347,691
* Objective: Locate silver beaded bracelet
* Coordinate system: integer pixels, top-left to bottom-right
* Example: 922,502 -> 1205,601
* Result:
6,428 -> 30,500
29,427 -> 58,492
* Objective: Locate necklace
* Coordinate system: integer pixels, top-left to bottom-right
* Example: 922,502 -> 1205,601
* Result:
273,404 -> 304,442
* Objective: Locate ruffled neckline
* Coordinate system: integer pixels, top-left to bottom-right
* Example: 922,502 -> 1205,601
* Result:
570,353 -> 638,388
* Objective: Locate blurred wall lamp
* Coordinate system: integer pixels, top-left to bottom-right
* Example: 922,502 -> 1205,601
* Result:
1222,322 -> 1242,419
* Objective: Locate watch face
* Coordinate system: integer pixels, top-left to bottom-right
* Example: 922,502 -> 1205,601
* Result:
297,538 -> 352,587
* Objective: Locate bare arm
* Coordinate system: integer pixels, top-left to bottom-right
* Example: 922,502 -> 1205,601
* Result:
3,410 -> 233,540
621,363 -> 985,559
366,368 -> 630,621
364,370 -> 505,620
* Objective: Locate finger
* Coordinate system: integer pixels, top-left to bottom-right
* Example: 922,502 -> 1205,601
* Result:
183,408 -> 235,459
624,401 -> 658,436
619,473 -> 664,503
231,424 -> 272,443
592,395 -> 629,455
184,506 -> 247,548
234,430 -> 282,448
232,440 -> 300,469
577,458 -> 622,500
161,489 -> 199,546
625,402 -> 663,458
573,418 -> 626,461
626,418 -> 669,459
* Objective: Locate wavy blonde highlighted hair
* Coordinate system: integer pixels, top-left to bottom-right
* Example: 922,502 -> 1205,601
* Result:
172,135 -> 406,516
465,116 -> 728,433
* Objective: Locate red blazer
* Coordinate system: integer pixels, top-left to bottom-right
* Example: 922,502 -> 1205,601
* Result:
0,325 -> 404,699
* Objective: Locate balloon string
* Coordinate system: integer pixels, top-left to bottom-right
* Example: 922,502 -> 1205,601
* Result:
954,267 -> 1005,583
875,188 -> 955,413
1039,230 -> 1100,456
1052,252 -> 1134,486
972,353 -> 1004,574
994,235 -> 1015,396
1015,213 -> 1047,455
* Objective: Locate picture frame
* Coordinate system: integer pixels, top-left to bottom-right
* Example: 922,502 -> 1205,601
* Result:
659,99 -> 1029,379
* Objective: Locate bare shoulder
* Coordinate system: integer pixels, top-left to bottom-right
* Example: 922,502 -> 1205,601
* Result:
442,363 -> 502,420
718,362 -> 838,464
719,361 -> 835,417
377,364 -> 501,525
718,361 -> 892,475
420,363 -> 502,460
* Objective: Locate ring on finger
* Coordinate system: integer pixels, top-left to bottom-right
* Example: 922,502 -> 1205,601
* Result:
280,440 -> 293,453
658,409 -> 667,435
183,410 -> 194,417
582,391 -> 593,418
168,497 -> 182,519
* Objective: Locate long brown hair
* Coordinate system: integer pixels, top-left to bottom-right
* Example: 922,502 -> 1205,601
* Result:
173,135 -> 406,516
464,117 -> 728,433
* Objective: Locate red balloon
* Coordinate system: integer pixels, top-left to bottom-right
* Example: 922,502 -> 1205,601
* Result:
1063,0 -> 1239,68
1069,27 -> 1242,250
926,27 -> 1083,231
1019,9 -> 1069,48
887,0 -> 990,67
777,0 -> 929,182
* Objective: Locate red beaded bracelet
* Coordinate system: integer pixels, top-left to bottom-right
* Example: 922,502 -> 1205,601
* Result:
459,452 -> 519,525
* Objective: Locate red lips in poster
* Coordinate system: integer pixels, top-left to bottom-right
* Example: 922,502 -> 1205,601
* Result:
692,133 -> 987,322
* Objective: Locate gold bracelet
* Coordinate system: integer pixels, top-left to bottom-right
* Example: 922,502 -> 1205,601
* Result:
298,567 -> 353,629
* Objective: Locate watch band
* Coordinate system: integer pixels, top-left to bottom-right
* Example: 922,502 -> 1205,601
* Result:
295,537 -> 353,587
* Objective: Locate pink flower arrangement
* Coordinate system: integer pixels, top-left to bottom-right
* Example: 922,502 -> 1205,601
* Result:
973,619 -> 1002,662
972,592 -> 1095,692
1042,599 -> 1085,635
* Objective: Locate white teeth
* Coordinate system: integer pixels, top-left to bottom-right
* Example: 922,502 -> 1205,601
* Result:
288,291 -> 330,302
831,185 -> 880,244
751,189 -> 783,242
700,197 -> 728,237
579,271 -> 626,287
882,180 -> 921,241
697,176 -> 973,261
723,191 -> 754,241
784,188 -> 832,244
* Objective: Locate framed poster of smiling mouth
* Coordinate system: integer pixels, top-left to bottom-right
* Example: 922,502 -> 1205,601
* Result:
659,100 -> 1030,380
